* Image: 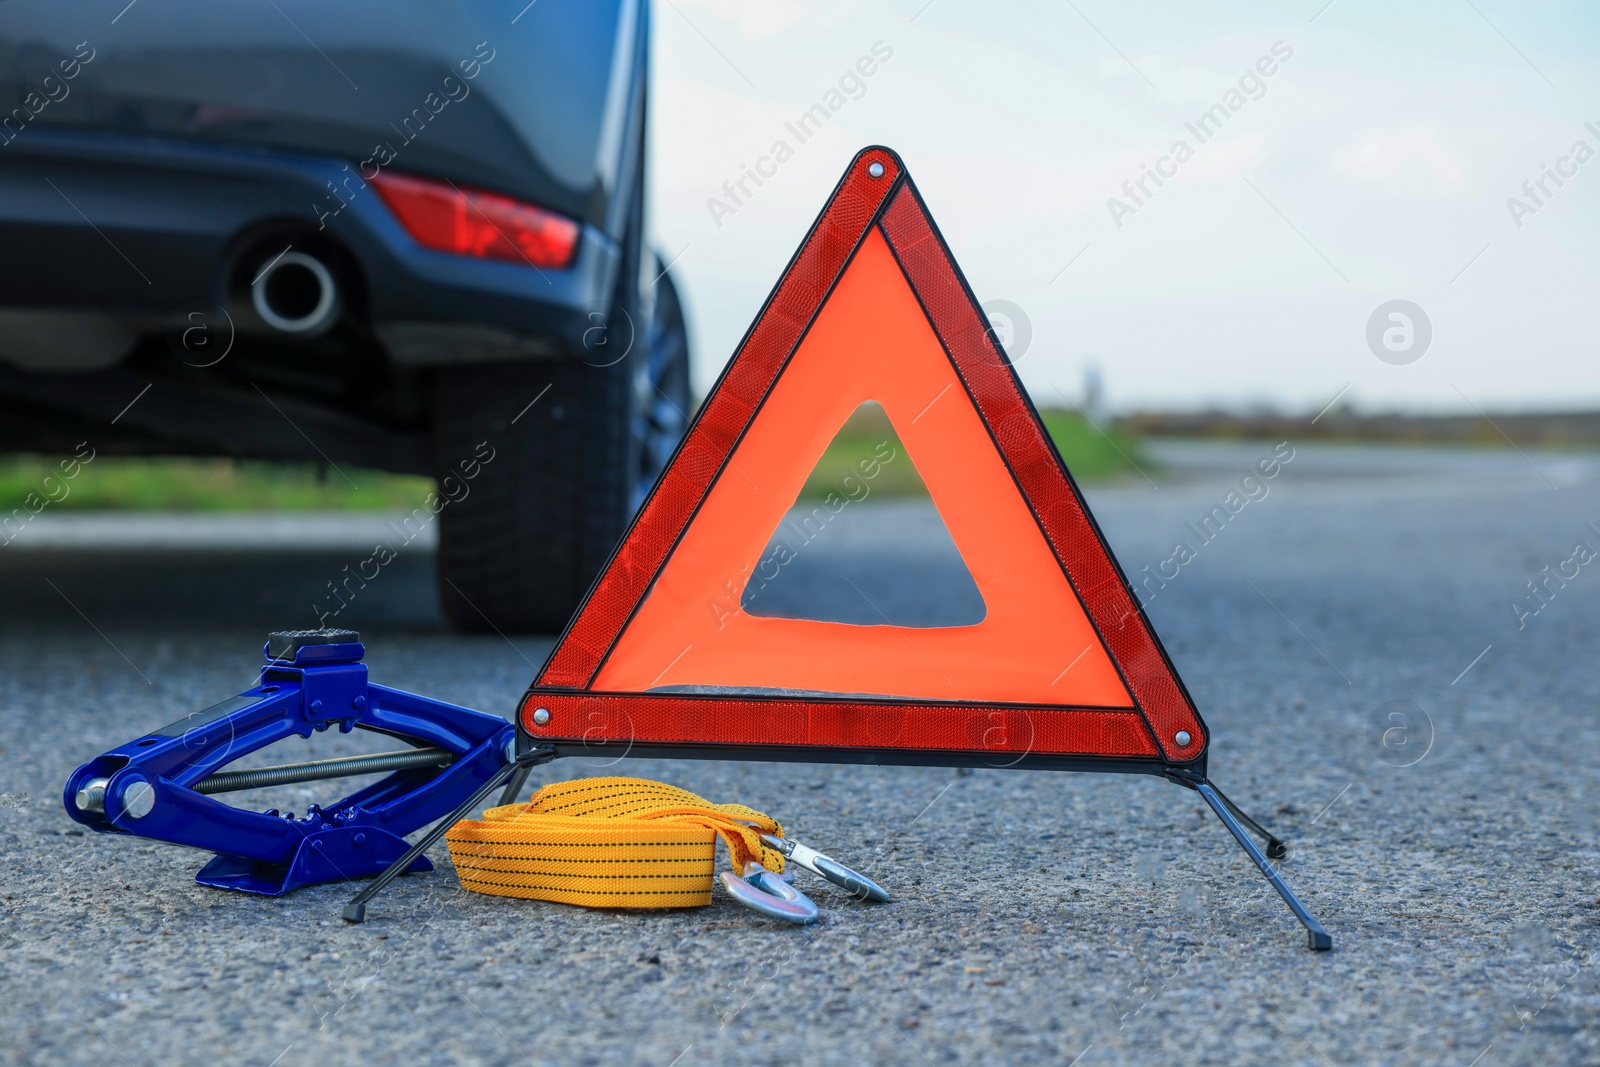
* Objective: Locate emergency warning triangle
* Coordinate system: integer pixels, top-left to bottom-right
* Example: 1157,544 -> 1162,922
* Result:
522,147 -> 1207,767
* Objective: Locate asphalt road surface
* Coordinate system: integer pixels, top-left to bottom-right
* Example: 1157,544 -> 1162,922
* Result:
2,440 -> 1598,1066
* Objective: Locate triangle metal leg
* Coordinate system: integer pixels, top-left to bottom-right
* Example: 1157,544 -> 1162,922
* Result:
1207,782 -> 1288,860
341,750 -> 552,924
497,763 -> 534,807
1195,780 -> 1332,951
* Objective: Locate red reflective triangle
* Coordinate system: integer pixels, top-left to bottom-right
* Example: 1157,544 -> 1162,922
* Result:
521,148 -> 1207,766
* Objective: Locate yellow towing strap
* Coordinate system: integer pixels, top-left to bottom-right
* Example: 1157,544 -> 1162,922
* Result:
444,776 -> 787,909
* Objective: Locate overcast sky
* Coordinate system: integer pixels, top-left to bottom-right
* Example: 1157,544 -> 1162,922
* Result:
649,0 -> 1600,414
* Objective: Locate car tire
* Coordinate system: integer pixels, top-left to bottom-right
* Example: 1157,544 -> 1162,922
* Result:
634,260 -> 692,509
435,256 -> 691,634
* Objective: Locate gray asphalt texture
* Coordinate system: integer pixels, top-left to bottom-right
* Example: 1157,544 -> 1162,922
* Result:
2,440 -> 1598,1066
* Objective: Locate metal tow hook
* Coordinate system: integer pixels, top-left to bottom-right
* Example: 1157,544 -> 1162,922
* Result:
732,825 -> 896,908
753,830 -> 891,903
720,861 -> 819,924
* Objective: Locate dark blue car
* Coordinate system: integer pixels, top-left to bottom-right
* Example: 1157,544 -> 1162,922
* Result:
0,0 -> 690,632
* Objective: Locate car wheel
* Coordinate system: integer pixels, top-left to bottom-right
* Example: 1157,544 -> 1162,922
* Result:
634,258 -> 692,509
435,255 -> 692,634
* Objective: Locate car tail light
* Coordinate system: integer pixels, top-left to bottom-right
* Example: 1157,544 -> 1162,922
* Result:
371,171 -> 580,269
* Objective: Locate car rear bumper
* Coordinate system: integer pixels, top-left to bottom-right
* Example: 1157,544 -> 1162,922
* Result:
0,129 -> 621,369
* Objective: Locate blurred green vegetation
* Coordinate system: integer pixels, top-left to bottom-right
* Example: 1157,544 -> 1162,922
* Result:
0,407 -> 1149,511
1036,409 -> 1153,483
798,403 -> 1151,499
0,456 -> 433,512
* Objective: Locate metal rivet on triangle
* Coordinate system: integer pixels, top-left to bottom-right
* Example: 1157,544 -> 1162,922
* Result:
1174,731 -> 1191,747
867,162 -> 884,178
533,708 -> 551,726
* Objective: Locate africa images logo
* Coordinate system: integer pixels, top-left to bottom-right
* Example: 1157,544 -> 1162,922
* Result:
705,41 -> 894,228
1106,41 -> 1294,229
1365,300 -> 1431,365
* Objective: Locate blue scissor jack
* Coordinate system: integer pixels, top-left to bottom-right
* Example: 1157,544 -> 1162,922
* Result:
64,630 -> 519,897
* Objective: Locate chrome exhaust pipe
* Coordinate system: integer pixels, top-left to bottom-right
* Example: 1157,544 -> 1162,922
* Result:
251,250 -> 339,335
